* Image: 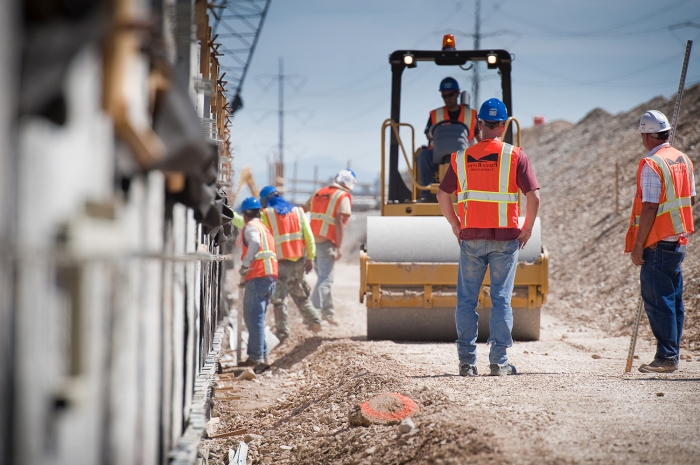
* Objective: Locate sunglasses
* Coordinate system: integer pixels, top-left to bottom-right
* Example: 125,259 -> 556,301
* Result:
441,92 -> 458,98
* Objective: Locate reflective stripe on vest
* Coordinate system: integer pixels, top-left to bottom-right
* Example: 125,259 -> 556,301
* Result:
264,206 -> 304,258
630,154 -> 688,234
243,219 -> 277,277
311,189 -> 345,236
430,106 -> 476,142
455,143 -> 516,227
255,221 -> 276,275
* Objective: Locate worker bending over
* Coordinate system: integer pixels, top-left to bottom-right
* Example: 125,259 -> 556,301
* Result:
417,77 -> 481,201
238,196 -> 277,370
626,110 -> 695,373
437,98 -> 540,377
305,169 -> 356,325
260,185 -> 323,341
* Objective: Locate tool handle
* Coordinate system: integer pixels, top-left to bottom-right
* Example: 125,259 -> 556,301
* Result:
669,40 -> 693,145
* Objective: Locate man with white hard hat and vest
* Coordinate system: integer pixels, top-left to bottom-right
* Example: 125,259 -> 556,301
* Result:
626,110 -> 696,374
304,169 -> 356,325
238,196 -> 278,370
259,185 -> 323,341
437,98 -> 540,377
417,77 -> 481,201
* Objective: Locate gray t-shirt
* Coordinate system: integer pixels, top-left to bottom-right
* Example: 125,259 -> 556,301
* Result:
241,221 -> 261,267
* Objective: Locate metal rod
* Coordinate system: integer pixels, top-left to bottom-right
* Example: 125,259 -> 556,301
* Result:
615,161 -> 620,215
625,296 -> 644,373
669,40 -> 692,146
236,285 -> 243,363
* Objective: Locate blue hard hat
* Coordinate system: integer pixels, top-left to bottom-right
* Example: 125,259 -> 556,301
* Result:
241,196 -> 262,211
439,77 -> 460,92
478,98 -> 508,122
259,185 -> 279,206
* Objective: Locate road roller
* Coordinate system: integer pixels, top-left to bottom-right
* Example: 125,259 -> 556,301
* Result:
359,35 -> 548,341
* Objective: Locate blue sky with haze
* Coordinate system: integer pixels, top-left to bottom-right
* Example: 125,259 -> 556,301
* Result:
225,0 -> 700,201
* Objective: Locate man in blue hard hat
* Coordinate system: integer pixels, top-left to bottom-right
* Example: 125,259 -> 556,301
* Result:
437,98 -> 540,377
416,77 -> 481,202
238,196 -> 278,370
259,186 -> 323,341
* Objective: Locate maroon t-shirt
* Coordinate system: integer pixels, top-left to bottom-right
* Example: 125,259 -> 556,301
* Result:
439,143 -> 540,241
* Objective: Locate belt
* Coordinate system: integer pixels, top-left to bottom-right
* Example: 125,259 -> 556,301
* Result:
646,240 -> 678,250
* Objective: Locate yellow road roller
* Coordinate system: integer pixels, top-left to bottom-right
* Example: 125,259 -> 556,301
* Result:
359,36 -> 548,341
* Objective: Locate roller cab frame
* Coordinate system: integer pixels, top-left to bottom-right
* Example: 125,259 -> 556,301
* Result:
360,45 -> 548,341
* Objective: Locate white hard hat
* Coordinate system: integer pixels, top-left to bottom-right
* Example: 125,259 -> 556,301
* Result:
334,169 -> 357,191
638,110 -> 671,134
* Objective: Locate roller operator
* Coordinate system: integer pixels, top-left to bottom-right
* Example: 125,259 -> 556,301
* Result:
417,77 -> 481,201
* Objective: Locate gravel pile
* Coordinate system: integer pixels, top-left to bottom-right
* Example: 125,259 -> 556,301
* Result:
522,83 -> 700,351
206,340 -> 496,464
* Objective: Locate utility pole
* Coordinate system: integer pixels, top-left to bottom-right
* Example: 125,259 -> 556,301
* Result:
473,0 -> 481,108
446,2 -> 517,109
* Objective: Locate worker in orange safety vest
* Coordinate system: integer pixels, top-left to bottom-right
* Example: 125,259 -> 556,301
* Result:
260,185 -> 322,341
437,98 -> 540,378
238,196 -> 277,370
625,110 -> 696,374
304,169 -> 356,325
417,77 -> 481,201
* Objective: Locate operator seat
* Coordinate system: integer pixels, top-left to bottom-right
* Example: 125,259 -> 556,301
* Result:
430,124 -> 469,165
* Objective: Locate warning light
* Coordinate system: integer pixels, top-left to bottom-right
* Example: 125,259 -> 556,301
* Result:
442,34 -> 456,51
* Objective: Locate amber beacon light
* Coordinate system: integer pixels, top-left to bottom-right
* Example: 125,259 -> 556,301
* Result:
442,34 -> 456,50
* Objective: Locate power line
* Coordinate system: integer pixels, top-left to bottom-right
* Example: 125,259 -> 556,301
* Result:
497,0 -> 692,38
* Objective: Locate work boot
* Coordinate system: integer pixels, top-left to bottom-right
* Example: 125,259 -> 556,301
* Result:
237,357 -> 263,367
489,363 -> 517,376
323,316 -> 339,326
459,363 -> 478,377
275,330 -> 289,343
638,359 -> 678,373
308,322 -> 322,333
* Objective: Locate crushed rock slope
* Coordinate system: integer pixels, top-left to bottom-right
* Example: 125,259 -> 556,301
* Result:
521,83 -> 700,351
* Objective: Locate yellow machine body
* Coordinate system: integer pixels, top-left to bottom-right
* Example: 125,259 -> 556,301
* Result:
360,119 -> 548,341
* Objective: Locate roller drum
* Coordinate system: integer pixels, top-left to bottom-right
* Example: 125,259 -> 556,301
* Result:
366,216 -> 541,263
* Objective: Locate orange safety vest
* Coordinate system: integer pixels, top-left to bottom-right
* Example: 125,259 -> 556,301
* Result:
309,186 -> 351,246
451,139 -> 520,229
624,145 -> 694,252
261,206 -> 306,261
241,218 -> 278,280
429,105 -> 477,142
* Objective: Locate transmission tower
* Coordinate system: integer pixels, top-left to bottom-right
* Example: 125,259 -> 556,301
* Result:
257,57 -> 308,189
212,0 -> 272,117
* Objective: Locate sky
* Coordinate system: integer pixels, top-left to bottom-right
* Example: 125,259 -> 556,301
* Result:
223,0 -> 700,202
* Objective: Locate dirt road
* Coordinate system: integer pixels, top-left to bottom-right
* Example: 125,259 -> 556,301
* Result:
207,259 -> 700,465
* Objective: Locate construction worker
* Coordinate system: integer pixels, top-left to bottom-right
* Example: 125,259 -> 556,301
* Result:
626,110 -> 696,374
417,77 -> 481,201
260,185 -> 323,341
238,196 -> 278,369
305,169 -> 356,325
437,98 -> 540,377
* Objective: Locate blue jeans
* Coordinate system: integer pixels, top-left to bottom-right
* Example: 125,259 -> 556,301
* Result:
417,148 -> 436,199
312,240 -> 336,320
640,242 -> 685,363
456,239 -> 519,366
243,277 -> 276,362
